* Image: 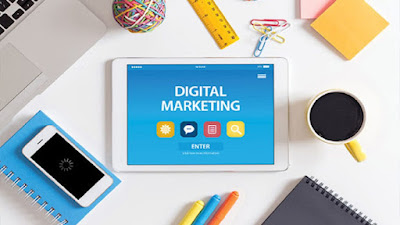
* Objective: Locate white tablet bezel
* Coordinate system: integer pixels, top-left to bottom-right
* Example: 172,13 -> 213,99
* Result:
112,58 -> 289,172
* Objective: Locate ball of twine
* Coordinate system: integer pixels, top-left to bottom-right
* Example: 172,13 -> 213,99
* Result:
113,0 -> 166,33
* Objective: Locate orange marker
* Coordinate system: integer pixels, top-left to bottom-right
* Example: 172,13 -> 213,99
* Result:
208,191 -> 239,225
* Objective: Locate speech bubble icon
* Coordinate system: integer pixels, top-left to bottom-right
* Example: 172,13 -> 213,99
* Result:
184,125 -> 195,135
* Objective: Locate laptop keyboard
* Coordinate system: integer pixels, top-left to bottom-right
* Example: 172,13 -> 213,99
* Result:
0,0 -> 39,37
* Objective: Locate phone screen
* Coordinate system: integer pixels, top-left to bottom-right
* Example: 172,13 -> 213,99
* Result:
31,133 -> 104,199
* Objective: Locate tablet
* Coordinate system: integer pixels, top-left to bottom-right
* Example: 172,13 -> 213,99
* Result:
112,58 -> 289,172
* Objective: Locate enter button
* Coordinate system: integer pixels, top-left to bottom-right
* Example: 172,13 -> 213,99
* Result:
179,143 -> 223,151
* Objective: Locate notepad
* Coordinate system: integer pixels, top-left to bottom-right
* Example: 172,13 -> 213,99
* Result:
311,0 -> 389,60
262,176 -> 377,225
300,0 -> 335,19
0,111 -> 121,225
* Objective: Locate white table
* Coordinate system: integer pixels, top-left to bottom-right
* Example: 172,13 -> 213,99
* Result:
1,0 -> 399,224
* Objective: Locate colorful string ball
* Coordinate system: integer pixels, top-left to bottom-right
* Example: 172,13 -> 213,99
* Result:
113,0 -> 166,33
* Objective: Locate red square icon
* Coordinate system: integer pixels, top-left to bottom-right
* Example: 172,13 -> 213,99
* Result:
204,122 -> 221,138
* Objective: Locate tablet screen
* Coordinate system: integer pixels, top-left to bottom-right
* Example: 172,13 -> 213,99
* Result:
127,64 -> 274,165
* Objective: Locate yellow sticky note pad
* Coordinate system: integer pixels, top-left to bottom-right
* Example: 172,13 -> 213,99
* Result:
311,0 -> 389,60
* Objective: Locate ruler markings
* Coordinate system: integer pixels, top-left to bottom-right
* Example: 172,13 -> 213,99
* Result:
188,0 -> 239,49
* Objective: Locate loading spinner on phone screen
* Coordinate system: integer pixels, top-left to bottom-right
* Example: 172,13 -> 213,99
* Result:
31,133 -> 104,200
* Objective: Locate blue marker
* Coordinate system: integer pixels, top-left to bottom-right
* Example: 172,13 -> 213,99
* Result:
192,195 -> 221,225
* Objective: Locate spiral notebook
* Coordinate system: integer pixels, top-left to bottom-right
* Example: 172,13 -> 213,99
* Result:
0,111 -> 121,225
262,176 -> 377,225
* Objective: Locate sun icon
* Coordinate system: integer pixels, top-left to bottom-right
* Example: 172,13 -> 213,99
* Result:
160,124 -> 171,135
157,122 -> 175,138
59,158 -> 74,172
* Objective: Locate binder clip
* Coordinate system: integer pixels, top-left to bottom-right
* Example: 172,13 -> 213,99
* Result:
251,19 -> 291,57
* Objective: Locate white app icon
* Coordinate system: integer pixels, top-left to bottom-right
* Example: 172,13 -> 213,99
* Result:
208,125 -> 217,135
184,125 -> 195,135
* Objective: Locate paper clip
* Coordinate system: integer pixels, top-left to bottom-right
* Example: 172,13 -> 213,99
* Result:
272,22 -> 291,34
251,19 -> 291,57
251,19 -> 287,27
269,23 -> 291,44
252,23 -> 272,35
252,23 -> 287,44
271,33 -> 285,44
254,34 -> 269,57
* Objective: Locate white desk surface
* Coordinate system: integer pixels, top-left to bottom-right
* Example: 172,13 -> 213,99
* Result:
1,0 -> 399,224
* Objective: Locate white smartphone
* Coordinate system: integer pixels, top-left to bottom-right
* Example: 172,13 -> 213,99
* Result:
22,125 -> 113,207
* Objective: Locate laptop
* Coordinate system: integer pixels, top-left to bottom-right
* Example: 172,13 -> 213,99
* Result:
0,0 -> 106,128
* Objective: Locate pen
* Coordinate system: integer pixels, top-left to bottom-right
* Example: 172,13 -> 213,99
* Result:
179,200 -> 205,225
208,191 -> 239,225
192,195 -> 221,225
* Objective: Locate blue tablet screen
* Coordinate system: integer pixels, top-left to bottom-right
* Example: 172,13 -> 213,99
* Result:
127,64 -> 274,165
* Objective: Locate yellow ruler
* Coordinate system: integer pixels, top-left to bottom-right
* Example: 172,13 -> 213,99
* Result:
188,0 -> 239,49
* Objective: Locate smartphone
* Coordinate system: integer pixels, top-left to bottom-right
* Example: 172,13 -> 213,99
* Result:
22,125 -> 113,207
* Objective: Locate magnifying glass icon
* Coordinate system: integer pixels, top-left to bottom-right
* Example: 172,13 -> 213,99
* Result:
231,125 -> 242,135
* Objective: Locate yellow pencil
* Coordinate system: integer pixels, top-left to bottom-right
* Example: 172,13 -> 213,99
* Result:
179,200 -> 205,225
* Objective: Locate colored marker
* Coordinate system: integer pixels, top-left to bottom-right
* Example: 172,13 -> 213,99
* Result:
192,195 -> 221,225
179,200 -> 204,225
208,191 -> 239,225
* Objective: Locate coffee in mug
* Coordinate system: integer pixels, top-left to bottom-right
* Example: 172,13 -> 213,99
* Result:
306,90 -> 366,162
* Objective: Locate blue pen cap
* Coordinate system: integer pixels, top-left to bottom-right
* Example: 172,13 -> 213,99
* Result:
192,195 -> 221,225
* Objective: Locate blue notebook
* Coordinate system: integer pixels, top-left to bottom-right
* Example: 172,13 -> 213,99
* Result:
0,111 -> 121,225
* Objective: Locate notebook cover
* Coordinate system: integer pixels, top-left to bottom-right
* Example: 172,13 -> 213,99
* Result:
262,176 -> 375,225
0,111 -> 121,225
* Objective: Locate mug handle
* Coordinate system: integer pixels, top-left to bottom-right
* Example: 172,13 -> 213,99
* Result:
344,140 -> 366,162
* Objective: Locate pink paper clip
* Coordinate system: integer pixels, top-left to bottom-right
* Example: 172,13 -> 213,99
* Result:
251,19 -> 288,27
